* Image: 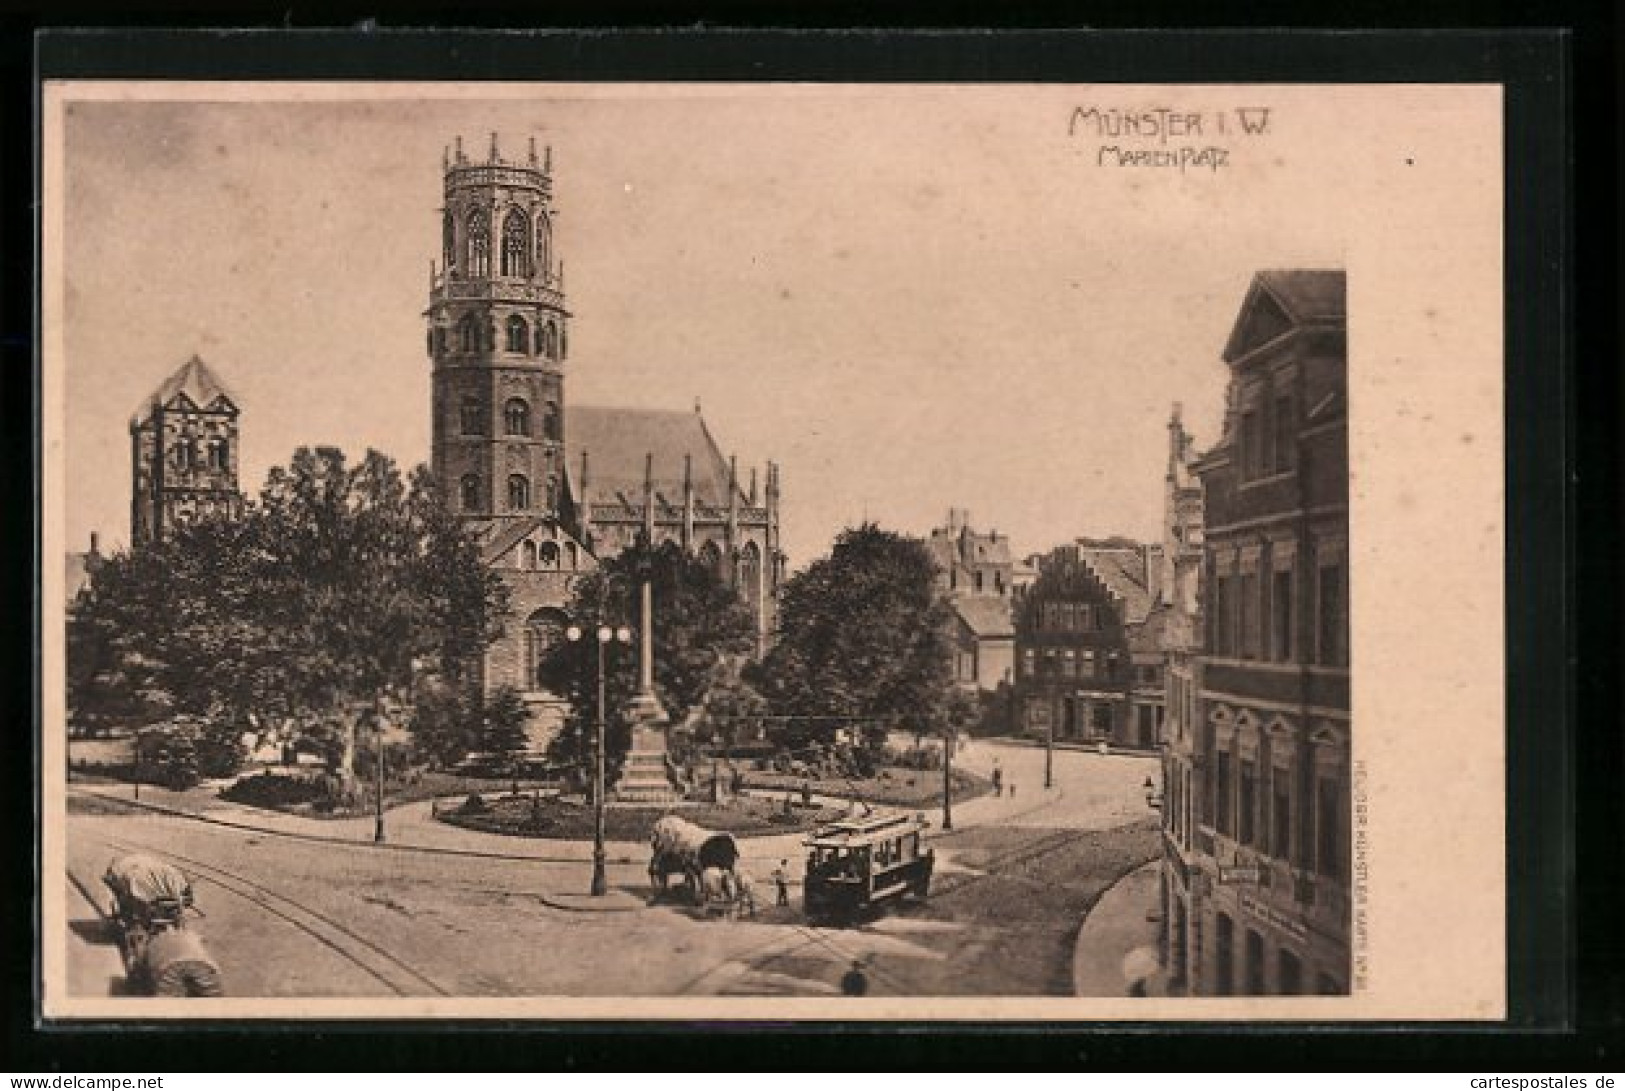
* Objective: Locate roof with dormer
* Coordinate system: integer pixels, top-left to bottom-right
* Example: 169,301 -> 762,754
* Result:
131,355 -> 240,426
1221,269 -> 1347,364
953,595 -> 1015,639
565,405 -> 747,511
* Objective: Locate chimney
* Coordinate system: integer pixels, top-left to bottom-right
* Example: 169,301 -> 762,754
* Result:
89,532 -> 100,557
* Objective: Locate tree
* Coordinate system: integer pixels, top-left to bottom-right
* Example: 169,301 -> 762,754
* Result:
409,681 -> 478,770
68,447 -> 508,791
479,685 -> 532,775
752,524 -> 958,754
539,540 -> 756,783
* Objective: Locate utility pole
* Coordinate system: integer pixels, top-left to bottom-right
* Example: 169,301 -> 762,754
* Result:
373,703 -> 387,844
941,728 -> 954,831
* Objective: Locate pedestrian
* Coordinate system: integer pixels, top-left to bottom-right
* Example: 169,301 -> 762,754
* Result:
1009,781 -> 1017,799
772,859 -> 791,907
801,778 -> 813,807
840,959 -> 869,997
992,765 -> 1003,798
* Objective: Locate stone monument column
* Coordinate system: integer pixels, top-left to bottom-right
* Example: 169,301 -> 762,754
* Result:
614,452 -> 677,801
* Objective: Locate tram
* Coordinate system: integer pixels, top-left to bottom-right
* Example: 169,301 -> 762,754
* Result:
802,810 -> 934,922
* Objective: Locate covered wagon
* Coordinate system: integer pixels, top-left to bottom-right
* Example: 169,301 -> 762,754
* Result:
102,852 -> 224,997
648,815 -> 741,910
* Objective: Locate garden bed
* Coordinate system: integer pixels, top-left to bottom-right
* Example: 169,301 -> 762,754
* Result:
436,793 -> 847,841
739,765 -> 989,809
215,768 -> 560,820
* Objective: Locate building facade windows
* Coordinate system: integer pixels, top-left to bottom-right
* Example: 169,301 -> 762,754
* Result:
1215,913 -> 1235,995
501,209 -> 530,278
1316,774 -> 1342,877
543,401 -> 561,440
466,209 -> 490,278
1239,758 -> 1257,846
1272,766 -> 1293,860
504,398 -> 530,436
458,313 -> 480,353
506,315 -> 530,354
507,474 -> 530,511
460,474 -> 481,512
1318,562 -> 1345,667
1279,948 -> 1303,995
460,395 -> 485,436
1245,929 -> 1266,994
1272,567 -> 1295,661
1274,394 -> 1296,471
1216,750 -> 1233,836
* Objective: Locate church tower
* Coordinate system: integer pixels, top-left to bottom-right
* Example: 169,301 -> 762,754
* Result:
428,133 -> 569,532
130,355 -> 242,544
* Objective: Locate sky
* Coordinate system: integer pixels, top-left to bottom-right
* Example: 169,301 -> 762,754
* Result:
56,84 -> 1351,568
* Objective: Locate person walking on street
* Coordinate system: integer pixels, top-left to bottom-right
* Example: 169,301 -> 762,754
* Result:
841,960 -> 869,997
772,859 -> 791,907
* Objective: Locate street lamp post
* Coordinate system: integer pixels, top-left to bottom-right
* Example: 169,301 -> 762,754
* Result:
1045,717 -> 1055,790
941,728 -> 954,832
568,621 -> 633,896
373,704 -> 387,844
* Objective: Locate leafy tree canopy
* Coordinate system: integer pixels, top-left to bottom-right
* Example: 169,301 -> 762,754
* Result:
67,447 -> 508,781
750,524 -> 958,753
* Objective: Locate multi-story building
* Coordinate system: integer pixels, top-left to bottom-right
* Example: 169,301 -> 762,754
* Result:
1153,403 -> 1207,993
927,510 -> 1015,691
1013,541 -> 1155,746
129,355 -> 243,544
1184,269 -> 1350,996
425,135 -> 784,737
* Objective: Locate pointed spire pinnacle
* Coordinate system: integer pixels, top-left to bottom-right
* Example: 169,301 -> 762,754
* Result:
545,145 -> 552,173
454,135 -> 464,163
489,131 -> 499,162
528,136 -> 538,167
694,396 -> 703,415
580,450 -> 590,489
442,144 -> 449,172
684,453 -> 693,491
749,467 -> 758,505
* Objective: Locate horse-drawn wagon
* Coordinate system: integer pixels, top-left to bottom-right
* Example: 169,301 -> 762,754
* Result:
648,815 -> 743,915
102,853 -> 224,997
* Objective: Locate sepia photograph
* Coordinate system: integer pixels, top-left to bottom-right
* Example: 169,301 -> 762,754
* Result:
39,81 -> 1506,1021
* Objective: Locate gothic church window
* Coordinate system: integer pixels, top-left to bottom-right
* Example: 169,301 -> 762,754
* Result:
539,541 -> 560,569
460,474 -> 481,511
542,401 -> 561,441
508,474 -> 530,510
466,209 -> 490,278
460,395 -> 485,436
545,475 -> 559,510
504,398 -> 530,437
506,315 -> 530,354
207,439 -> 229,471
501,209 -> 530,277
540,323 -> 559,359
458,314 -> 480,354
520,541 -> 536,569
442,211 -> 455,271
535,213 -> 552,278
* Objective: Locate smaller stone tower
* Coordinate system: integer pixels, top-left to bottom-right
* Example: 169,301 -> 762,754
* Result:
130,355 -> 243,544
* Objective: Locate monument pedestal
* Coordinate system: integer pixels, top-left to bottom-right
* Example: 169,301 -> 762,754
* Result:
613,694 -> 680,803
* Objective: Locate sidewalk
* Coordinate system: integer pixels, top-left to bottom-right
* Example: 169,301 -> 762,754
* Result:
1072,860 -> 1168,997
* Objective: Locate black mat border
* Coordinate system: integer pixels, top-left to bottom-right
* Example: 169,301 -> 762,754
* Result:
6,21 -> 1615,1071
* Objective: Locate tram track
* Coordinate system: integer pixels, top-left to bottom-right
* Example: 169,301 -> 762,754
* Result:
95,833 -> 450,998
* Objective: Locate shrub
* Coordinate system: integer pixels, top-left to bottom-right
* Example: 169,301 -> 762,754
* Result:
220,771 -> 326,808
457,793 -> 489,816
